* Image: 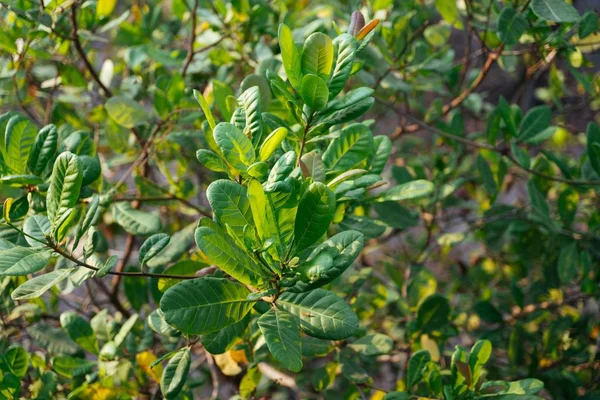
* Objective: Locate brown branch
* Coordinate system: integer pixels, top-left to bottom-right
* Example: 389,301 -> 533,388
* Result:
114,195 -> 209,215
379,102 -> 600,186
70,3 -> 113,97
181,0 -> 199,78
110,233 -> 135,295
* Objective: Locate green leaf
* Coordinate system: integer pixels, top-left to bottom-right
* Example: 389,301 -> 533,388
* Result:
266,151 -> 296,189
139,233 -> 170,267
113,203 -> 161,235
52,356 -> 95,378
530,0 -> 580,23
558,188 -> 578,226
259,127 -> 288,161
28,124 -> 58,176
558,241 -> 578,283
194,224 -> 269,286
348,333 -> 393,356
147,222 -> 196,268
290,230 -> 364,292
369,135 -> 392,174
579,11 -> 598,39
114,314 -> 139,348
158,260 -> 206,292
248,179 -> 280,251
0,247 -> 51,276
258,308 -> 303,372
407,350 -> 431,388
148,309 -> 180,337
193,89 -> 216,130
498,8 -> 528,45
375,180 -> 434,202
586,122 -> 600,176
320,97 -> 374,127
196,149 -> 230,173
435,0 -> 463,28
517,106 -> 551,142
27,323 -> 79,354
213,122 -> 256,173
511,142 -> 531,168
201,315 -> 249,354
60,311 -> 99,355
4,346 -> 29,378
160,348 -> 191,399
383,393 -> 409,400
469,339 -> 492,385
46,152 -> 83,236
416,294 -> 450,334
477,154 -> 497,195
301,74 -> 329,111
301,32 -> 334,81
278,24 -> 302,90
323,123 -> 373,171
300,151 -> 326,182
0,174 -> 44,186
160,277 -> 254,335
105,96 -> 148,128
240,86 -> 263,145
4,115 -> 37,173
527,180 -> 549,219
11,268 -> 73,300
294,182 -> 336,252
329,34 -> 357,98
277,288 -> 358,340
207,180 -> 254,239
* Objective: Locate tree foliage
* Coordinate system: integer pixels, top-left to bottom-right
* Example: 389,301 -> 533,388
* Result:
0,0 -> 599,399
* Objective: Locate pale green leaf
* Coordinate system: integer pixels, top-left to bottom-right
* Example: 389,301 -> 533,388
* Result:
160,348 -> 191,399
11,268 -> 73,300
301,32 -> 334,81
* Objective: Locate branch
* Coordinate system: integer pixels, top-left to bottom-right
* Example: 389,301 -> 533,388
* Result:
70,3 -> 113,97
379,102 -> 600,186
181,0 -> 199,78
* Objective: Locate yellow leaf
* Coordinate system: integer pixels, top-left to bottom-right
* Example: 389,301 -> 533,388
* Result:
96,0 -> 117,18
214,352 -> 242,376
136,351 -> 163,383
420,334 -> 440,362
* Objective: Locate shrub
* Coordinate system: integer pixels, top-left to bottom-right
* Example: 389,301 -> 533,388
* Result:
0,1 -> 598,399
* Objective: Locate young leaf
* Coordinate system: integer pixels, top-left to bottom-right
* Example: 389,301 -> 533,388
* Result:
213,122 -> 256,173
160,348 -> 191,399
207,180 -> 254,239
469,339 -> 492,385
195,224 -> 270,286
301,74 -> 329,111
46,152 -> 83,230
294,182 -> 336,252
60,311 -> 99,355
329,34 -> 357,98
258,308 -> 303,372
11,268 -> 73,300
278,24 -> 302,90
193,89 -> 216,130
301,32 -> 334,81
277,288 -> 359,340
240,86 -> 263,145
160,277 -> 254,335
259,127 -> 288,161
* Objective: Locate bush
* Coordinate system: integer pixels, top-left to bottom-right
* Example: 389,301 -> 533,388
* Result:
0,1 -> 599,399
